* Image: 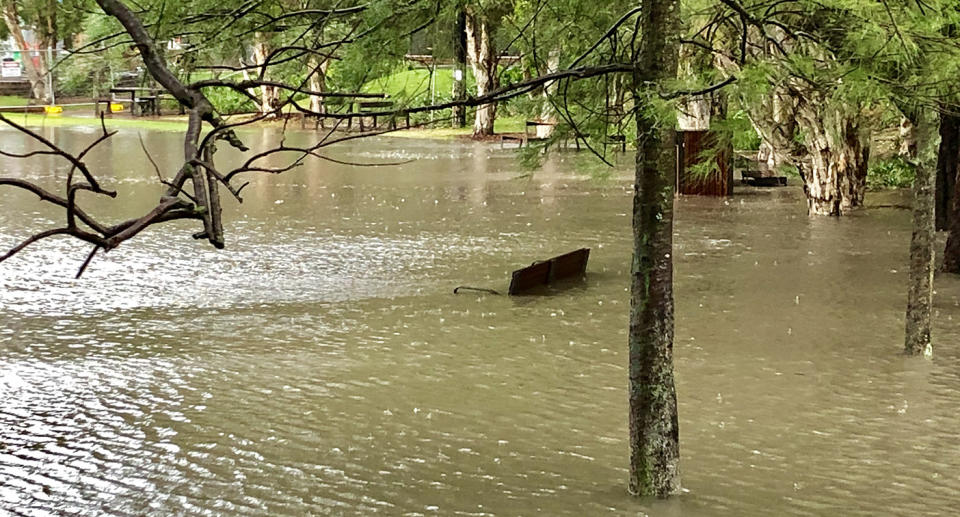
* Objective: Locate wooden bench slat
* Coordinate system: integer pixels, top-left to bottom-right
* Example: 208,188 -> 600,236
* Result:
508,248 -> 590,295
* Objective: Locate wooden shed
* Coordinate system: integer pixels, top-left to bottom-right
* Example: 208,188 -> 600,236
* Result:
675,130 -> 733,197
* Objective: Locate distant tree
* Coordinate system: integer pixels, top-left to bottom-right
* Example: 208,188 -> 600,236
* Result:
0,0 -> 85,103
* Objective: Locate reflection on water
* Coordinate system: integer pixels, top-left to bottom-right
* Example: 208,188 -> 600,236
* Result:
2,127 -> 960,515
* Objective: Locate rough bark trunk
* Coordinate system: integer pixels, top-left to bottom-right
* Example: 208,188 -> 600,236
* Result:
794,102 -> 869,216
1,2 -> 52,103
451,8 -> 467,128
905,116 -> 935,357
466,9 -> 496,138
628,0 -> 681,499
936,113 -> 960,234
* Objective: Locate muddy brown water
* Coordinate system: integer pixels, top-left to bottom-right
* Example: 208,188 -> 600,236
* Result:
2,126 -> 960,515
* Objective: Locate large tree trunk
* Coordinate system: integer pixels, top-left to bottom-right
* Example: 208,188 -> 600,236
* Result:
628,0 -> 681,499
466,9 -> 496,138
904,114 -> 935,357
940,112 -> 960,272
451,8 -> 467,128
794,102 -> 869,216
936,112 -> 960,234
1,2 -> 52,103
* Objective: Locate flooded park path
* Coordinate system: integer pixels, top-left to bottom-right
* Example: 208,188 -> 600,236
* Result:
3,126 -> 960,515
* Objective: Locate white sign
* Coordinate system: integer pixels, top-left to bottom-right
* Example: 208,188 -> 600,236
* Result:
1,61 -> 21,78
454,69 -> 463,81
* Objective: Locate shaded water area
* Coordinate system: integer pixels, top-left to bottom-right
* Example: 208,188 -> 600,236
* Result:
3,125 -> 960,515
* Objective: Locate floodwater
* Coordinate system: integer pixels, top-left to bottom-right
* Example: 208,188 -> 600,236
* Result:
2,125 -> 960,516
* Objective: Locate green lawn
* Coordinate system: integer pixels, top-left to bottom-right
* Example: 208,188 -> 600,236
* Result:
0,95 -> 29,107
360,68 -> 475,107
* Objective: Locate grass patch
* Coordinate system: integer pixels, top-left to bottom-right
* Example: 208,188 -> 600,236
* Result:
0,112 -> 189,131
0,95 -> 29,107
361,68 -> 474,106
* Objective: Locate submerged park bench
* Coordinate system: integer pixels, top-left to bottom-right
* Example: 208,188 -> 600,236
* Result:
454,248 -> 591,296
740,168 -> 787,186
357,100 -> 410,131
300,94 -> 402,131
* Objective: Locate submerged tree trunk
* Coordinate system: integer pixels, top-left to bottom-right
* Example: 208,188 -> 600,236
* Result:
466,9 -> 496,138
937,113 -> 960,235
1,2 -> 52,103
794,102 -> 869,216
905,120 -> 935,357
628,0 -> 681,499
451,8 -> 468,128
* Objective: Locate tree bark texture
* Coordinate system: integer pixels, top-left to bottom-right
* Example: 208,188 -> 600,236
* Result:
451,8 -> 468,128
793,101 -> 869,216
466,8 -> 496,138
937,113 -> 960,236
905,157 -> 935,356
628,0 -> 681,499
1,2 -> 52,103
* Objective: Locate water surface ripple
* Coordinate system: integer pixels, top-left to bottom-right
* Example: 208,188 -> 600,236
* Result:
2,128 -> 959,515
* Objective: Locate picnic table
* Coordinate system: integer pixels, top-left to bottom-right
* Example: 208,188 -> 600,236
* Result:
109,87 -> 159,116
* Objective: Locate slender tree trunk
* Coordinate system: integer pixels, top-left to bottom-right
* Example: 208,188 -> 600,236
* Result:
252,33 -> 279,116
451,8 -> 467,128
466,9 -> 496,138
746,87 -> 796,177
307,56 -> 329,115
905,115 -> 935,357
676,45 -> 710,133
1,2 -> 51,103
899,116 -> 918,159
936,112 -> 960,234
536,49 -> 560,139
628,0 -> 681,498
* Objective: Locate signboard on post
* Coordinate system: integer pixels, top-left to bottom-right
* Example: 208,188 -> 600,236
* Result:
1,58 -> 21,78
